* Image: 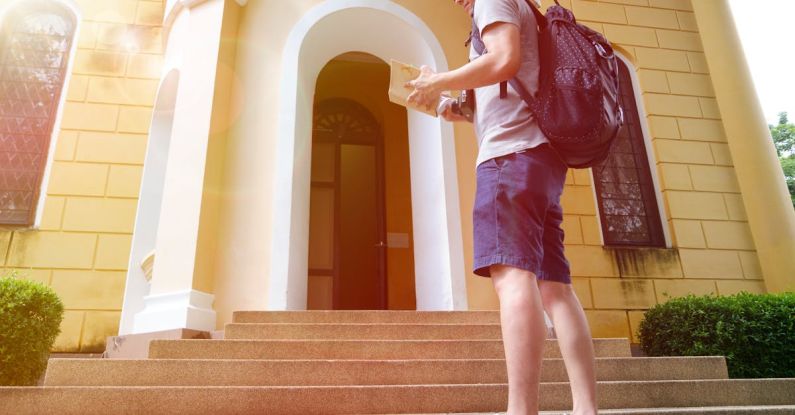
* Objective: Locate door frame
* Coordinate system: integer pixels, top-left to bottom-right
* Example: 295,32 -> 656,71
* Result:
269,0 -> 468,311
310,98 -> 388,309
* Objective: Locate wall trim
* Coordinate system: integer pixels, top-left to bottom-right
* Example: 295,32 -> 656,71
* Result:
132,289 -> 217,333
164,0 -> 246,38
120,70 -> 181,335
588,52 -> 673,249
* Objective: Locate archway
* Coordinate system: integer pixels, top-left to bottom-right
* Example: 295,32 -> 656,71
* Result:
269,0 -> 467,310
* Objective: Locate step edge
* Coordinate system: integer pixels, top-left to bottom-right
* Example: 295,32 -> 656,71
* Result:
9,379 -> 795,390
46,356 -> 728,364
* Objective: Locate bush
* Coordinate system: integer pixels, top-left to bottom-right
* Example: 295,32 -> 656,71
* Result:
638,291 -> 795,379
0,270 -> 64,386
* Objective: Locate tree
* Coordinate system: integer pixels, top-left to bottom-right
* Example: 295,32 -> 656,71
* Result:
769,112 -> 795,209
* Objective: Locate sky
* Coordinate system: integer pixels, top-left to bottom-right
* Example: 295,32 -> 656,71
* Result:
728,0 -> 795,126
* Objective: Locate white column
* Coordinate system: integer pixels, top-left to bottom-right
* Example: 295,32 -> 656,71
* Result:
693,0 -> 795,293
132,0 -> 228,333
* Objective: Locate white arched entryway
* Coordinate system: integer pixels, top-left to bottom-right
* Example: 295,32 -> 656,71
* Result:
269,0 -> 467,310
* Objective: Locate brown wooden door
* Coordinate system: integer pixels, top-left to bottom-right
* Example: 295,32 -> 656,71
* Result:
309,98 -> 387,310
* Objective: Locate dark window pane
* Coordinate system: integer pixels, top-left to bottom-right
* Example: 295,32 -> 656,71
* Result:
0,2 -> 74,225
592,59 -> 666,247
597,167 -> 641,185
602,198 -> 647,216
599,182 -> 643,199
605,215 -> 648,233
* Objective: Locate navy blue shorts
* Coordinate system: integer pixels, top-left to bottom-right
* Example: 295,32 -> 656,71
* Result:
473,143 -> 571,284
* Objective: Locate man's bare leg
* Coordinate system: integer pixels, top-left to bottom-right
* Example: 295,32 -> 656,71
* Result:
538,279 -> 598,415
490,264 -> 547,415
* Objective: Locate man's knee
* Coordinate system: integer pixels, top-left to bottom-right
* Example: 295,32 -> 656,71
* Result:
491,264 -> 538,295
537,279 -> 574,304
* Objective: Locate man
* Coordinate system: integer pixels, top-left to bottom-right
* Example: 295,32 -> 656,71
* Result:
406,1 -> 598,414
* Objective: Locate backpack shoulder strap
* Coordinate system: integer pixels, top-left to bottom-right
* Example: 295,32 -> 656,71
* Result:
469,2 -> 539,106
469,18 -> 509,99
507,76 -> 535,109
470,18 -> 511,99
469,0 -> 546,53
523,0 -> 548,28
469,18 -> 486,56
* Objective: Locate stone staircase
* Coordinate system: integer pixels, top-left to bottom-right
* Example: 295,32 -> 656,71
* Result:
1,310 -> 794,414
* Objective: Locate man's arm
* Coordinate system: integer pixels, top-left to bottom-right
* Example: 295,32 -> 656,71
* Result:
406,21 -> 521,110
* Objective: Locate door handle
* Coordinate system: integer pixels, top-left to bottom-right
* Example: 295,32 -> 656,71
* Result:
375,241 -> 386,247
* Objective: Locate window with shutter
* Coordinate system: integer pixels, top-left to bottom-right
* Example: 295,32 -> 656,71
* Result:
0,1 -> 75,226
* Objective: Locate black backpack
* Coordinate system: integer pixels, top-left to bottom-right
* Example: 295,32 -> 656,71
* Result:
470,0 -> 624,169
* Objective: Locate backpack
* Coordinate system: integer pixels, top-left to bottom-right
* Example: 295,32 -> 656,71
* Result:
470,0 -> 624,169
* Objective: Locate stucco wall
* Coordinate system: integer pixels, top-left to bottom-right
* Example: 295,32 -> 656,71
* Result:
187,0 -> 772,340
561,0 -> 765,341
1,0 -> 785,352
0,0 -> 164,352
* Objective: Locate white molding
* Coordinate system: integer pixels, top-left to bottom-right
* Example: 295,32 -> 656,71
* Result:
627,57 -> 673,249
270,0 -> 467,311
119,70 -> 180,335
587,53 -> 673,249
164,0 -> 247,39
132,289 -> 216,333
619,52 -> 672,248
164,0 -> 208,38
0,0 -> 81,22
125,0 -> 226,334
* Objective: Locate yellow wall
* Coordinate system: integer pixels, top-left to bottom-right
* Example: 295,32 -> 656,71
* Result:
207,0 -> 317,325
543,0 -> 766,341
367,0 -> 768,342
2,0 -> 788,352
0,0 -> 164,352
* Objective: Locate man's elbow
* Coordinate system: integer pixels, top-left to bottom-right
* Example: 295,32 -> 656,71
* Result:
496,55 -> 521,81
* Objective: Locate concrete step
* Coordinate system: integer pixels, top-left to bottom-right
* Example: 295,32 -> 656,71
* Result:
149,338 -> 632,360
224,323 -> 505,340
233,310 -> 501,324
570,408 -> 795,415
454,407 -> 795,415
3,379 -> 794,414
43,356 -> 728,386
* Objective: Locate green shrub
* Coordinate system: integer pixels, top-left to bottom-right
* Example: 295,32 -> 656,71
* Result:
0,270 -> 64,386
638,291 -> 795,379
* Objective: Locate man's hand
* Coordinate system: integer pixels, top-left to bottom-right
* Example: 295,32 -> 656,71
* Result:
440,105 -> 472,123
405,65 -> 442,113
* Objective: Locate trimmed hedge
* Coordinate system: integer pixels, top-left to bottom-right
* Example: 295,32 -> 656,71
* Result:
638,291 -> 795,379
0,270 -> 64,386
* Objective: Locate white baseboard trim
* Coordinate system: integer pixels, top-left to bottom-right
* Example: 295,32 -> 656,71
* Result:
132,289 -> 216,333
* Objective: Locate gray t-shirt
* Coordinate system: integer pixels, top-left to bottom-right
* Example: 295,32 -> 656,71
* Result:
471,0 -> 548,166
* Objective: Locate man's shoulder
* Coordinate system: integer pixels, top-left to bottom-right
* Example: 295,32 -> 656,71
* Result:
475,0 -> 519,19
474,0 -> 534,29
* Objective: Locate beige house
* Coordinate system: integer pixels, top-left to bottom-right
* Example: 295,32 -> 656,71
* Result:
0,0 -> 793,354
